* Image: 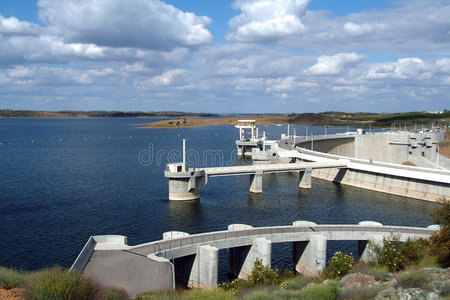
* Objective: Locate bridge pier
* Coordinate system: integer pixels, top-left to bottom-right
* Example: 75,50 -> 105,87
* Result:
299,168 -> 312,189
165,164 -> 207,201
357,221 -> 384,262
229,237 -> 271,279
174,245 -> 218,289
358,234 -> 384,263
293,233 -> 327,277
249,171 -> 263,193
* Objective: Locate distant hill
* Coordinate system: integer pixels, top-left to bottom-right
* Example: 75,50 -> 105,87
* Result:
0,109 -> 219,118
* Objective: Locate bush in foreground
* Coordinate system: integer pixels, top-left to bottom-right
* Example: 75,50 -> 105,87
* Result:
25,266 -> 97,300
323,251 -> 354,279
0,267 -> 26,290
397,269 -> 429,290
368,234 -> 405,272
430,198 -> 450,268
300,284 -> 337,300
220,258 -> 295,294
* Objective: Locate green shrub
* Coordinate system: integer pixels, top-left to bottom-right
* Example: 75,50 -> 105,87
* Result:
136,290 -> 182,300
0,267 -> 26,290
242,290 -> 273,300
248,258 -> 281,287
300,284 -> 337,300
100,287 -> 128,300
401,238 -> 430,264
272,289 -> 300,299
366,266 -> 389,281
368,234 -> 405,272
26,266 -> 96,300
220,259 -> 284,294
430,198 -> 450,268
397,269 -> 429,289
184,288 -> 236,300
324,252 -> 354,279
281,276 -> 310,290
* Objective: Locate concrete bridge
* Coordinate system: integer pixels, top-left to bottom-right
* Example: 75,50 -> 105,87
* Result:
164,160 -> 348,200
71,222 -> 438,296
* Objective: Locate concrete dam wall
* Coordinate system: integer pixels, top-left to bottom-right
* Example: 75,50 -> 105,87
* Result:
293,132 -> 449,202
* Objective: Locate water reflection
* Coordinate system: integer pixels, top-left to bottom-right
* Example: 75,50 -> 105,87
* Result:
167,200 -> 203,232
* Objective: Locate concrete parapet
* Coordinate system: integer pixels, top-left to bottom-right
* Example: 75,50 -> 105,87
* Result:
293,233 -> 327,277
188,245 -> 218,289
70,236 -> 96,272
163,231 -> 190,240
250,171 -> 263,193
293,221 -> 317,227
358,221 -> 383,227
299,168 -> 312,189
229,237 -> 271,279
228,224 -> 254,231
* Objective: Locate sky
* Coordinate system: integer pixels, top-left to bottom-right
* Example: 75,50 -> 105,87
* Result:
0,0 -> 449,113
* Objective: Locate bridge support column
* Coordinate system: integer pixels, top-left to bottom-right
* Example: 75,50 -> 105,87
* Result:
229,237 -> 271,279
299,168 -> 312,189
293,233 -> 326,277
165,165 -> 207,201
188,245 -> 218,289
358,234 -> 384,263
250,171 -> 263,193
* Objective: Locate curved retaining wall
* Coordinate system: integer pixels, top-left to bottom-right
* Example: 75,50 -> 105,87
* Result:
72,223 -> 437,295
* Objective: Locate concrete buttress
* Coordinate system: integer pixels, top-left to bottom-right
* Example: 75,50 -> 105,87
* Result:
293,233 -> 326,277
229,237 -> 271,279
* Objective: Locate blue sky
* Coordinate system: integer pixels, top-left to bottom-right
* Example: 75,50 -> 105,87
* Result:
0,0 -> 449,113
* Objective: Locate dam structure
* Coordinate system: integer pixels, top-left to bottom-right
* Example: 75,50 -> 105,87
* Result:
71,222 -> 438,296
165,126 -> 449,202
278,128 -> 449,202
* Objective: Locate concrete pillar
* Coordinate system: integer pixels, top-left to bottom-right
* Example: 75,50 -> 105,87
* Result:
358,234 -> 384,263
165,168 -> 207,201
250,171 -> 263,193
188,245 -> 218,289
293,233 -> 326,277
237,145 -> 243,156
299,168 -> 312,189
229,237 -> 271,279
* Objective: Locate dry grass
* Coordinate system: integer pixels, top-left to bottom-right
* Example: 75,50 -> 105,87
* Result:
136,115 -> 290,129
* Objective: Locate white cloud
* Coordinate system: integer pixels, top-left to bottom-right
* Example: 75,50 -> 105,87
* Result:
38,0 -> 212,50
364,57 -> 440,80
7,66 -> 36,78
272,0 -> 450,55
305,52 -> 366,75
0,15 -> 39,36
226,0 -> 310,42
134,69 -> 192,90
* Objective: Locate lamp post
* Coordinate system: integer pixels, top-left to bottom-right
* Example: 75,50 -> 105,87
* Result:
311,133 -> 314,151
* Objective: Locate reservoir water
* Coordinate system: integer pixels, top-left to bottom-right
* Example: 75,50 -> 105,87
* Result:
0,118 -> 438,282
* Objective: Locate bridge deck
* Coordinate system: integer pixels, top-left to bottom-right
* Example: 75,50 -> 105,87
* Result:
200,161 -> 347,177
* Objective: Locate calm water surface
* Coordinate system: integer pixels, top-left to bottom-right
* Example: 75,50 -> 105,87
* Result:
0,118 -> 438,281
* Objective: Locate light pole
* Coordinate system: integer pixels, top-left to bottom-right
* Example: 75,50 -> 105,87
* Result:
293,128 -> 296,147
311,133 -> 314,150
